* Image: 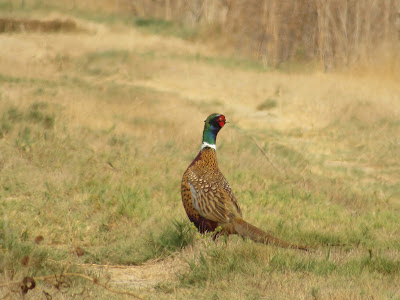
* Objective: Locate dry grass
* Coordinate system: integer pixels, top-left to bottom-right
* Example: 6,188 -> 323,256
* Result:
129,0 -> 400,71
0,3 -> 400,299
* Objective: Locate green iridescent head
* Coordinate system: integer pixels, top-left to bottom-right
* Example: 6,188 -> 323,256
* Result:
202,113 -> 227,149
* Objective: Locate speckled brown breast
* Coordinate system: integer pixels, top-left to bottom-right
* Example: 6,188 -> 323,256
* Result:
181,147 -> 242,233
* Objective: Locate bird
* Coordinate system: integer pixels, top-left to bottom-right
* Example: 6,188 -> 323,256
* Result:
181,113 -> 308,251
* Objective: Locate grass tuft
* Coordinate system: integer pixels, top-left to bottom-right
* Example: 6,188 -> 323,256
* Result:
0,220 -> 52,277
257,98 -> 277,110
134,17 -> 198,39
85,220 -> 195,265
146,220 -> 196,258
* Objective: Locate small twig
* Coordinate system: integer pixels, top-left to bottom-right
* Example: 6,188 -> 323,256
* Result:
0,273 -> 146,300
76,263 -> 135,269
106,161 -> 117,170
229,123 -> 286,177
249,135 -> 286,177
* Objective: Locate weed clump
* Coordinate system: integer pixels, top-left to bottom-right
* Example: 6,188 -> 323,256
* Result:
257,98 -> 277,110
146,220 -> 196,257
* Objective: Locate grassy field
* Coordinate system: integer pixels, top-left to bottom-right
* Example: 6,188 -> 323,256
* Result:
1,3 -> 400,299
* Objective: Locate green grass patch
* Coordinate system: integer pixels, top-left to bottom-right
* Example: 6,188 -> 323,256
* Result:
85,220 -> 195,265
144,220 -> 196,259
257,98 -> 277,110
180,242 -> 400,289
184,53 -> 266,71
180,242 -> 265,287
0,219 -> 65,277
134,17 -> 198,40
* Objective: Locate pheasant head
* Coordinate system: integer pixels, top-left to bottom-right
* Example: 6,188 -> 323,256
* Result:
202,113 -> 227,150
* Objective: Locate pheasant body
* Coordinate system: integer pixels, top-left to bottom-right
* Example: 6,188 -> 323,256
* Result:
181,113 -> 308,251
182,147 -> 241,234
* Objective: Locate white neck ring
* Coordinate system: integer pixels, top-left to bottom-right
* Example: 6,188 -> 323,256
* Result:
201,142 -> 216,150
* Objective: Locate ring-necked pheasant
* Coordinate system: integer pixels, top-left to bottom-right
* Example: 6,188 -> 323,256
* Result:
181,113 -> 308,251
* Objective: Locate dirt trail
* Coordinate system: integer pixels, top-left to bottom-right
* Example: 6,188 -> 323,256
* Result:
82,257 -> 186,289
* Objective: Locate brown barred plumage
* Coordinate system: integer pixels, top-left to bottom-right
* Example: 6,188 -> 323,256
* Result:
181,114 -> 308,251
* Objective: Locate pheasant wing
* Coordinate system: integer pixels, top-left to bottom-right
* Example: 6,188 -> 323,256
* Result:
219,176 -> 242,217
187,170 -> 238,223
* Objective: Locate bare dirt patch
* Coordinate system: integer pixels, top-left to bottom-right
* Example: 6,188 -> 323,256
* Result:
82,258 -> 186,289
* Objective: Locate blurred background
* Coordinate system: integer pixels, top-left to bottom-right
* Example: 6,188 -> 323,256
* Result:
2,0 -> 400,73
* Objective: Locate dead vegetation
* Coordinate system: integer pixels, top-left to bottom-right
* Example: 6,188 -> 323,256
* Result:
4,0 -> 400,71
1,272 -> 145,299
131,0 -> 400,70
0,17 -> 79,33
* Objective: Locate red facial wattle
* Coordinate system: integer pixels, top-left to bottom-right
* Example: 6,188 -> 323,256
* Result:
217,115 -> 226,128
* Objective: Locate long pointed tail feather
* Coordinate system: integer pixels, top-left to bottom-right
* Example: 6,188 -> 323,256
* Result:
233,217 -> 308,251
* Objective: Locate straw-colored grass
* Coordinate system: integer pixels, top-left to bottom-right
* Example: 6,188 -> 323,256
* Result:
0,3 -> 399,299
